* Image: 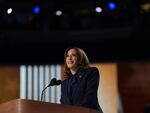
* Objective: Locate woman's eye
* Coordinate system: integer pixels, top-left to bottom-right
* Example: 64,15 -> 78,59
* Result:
72,54 -> 77,57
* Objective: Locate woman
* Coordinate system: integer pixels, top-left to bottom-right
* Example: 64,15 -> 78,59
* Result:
60,47 -> 103,113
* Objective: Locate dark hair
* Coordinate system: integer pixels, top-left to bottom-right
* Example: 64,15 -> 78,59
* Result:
63,47 -> 90,79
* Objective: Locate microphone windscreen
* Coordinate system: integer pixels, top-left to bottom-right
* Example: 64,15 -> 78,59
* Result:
56,80 -> 62,85
50,78 -> 57,86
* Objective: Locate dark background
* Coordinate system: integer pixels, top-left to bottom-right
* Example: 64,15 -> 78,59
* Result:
0,0 -> 150,65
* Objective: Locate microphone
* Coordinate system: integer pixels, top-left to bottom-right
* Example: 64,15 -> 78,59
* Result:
40,78 -> 62,102
49,78 -> 62,86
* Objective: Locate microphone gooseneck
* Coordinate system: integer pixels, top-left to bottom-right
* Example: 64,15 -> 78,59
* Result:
40,78 -> 62,102
41,85 -> 49,102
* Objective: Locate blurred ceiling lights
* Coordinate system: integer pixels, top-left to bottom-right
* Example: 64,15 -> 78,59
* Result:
0,0 -> 149,31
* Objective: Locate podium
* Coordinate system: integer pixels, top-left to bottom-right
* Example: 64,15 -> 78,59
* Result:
0,99 -> 100,113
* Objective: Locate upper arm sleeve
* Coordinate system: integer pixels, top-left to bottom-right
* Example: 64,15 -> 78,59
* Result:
82,67 -> 100,107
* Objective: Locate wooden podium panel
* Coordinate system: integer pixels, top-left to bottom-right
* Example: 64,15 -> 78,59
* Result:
0,99 -> 100,113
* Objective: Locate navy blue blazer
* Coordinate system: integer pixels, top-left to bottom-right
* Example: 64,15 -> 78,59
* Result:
60,67 -> 103,113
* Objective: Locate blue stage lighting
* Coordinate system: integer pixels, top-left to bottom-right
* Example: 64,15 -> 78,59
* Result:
108,2 -> 116,10
33,6 -> 40,14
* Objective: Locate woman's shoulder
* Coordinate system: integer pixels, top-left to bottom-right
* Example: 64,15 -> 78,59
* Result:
82,66 -> 99,74
85,67 -> 100,79
87,66 -> 99,72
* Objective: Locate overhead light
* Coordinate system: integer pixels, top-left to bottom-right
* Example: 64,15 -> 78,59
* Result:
95,7 -> 102,13
33,6 -> 40,14
56,10 -> 62,16
108,2 -> 116,10
7,8 -> 13,14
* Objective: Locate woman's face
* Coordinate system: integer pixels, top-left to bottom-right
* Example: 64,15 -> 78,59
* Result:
66,48 -> 79,70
